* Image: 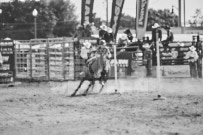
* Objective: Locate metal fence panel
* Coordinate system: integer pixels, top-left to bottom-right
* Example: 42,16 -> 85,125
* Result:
15,38 -> 75,81
15,40 -> 31,79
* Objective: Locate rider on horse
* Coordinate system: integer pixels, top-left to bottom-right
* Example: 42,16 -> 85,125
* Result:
86,40 -> 112,78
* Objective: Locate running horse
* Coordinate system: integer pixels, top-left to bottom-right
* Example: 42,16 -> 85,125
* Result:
71,52 -> 110,97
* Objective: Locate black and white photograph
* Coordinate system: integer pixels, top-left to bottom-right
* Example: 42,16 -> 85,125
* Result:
0,0 -> 203,134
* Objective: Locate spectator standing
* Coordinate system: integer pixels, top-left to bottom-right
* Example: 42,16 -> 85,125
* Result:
184,46 -> 199,78
118,34 -> 128,47
99,23 -> 108,40
103,27 -> 114,44
162,25 -> 174,47
123,29 -> 133,42
151,23 -> 162,43
143,43 -> 152,77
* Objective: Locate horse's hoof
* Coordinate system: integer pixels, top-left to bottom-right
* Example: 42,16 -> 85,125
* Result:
70,93 -> 75,97
82,93 -> 87,96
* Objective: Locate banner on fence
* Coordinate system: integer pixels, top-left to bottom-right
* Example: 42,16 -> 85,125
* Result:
0,40 -> 15,83
81,0 -> 95,25
136,0 -> 149,39
110,0 -> 125,39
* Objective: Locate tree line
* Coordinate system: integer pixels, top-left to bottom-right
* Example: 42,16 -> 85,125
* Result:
0,0 -> 77,40
1,0 -> 201,40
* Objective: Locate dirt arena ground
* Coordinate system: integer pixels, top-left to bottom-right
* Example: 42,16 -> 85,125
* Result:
0,78 -> 203,135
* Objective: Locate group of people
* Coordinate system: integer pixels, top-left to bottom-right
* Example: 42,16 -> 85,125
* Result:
75,21 -> 200,79
73,21 -> 97,39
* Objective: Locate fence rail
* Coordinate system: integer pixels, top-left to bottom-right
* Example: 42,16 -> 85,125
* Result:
13,37 -> 203,81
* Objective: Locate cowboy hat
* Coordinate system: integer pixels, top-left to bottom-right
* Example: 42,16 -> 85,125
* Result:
123,29 -> 131,34
107,27 -> 113,33
83,41 -> 91,49
152,23 -> 160,28
143,43 -> 150,48
100,24 -> 107,31
189,46 -> 196,51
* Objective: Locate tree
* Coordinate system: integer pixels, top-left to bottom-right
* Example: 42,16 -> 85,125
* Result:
119,13 -> 135,29
49,0 -> 77,37
188,9 -> 203,27
0,0 -> 57,39
112,8 -> 178,31
147,8 -> 178,31
0,0 -> 77,40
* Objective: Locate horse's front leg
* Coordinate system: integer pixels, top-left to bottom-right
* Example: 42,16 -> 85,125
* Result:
71,79 -> 84,97
83,81 -> 94,96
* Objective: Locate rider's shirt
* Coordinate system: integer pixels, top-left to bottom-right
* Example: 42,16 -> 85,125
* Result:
80,46 -> 90,60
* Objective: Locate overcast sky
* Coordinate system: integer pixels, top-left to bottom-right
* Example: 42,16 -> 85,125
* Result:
70,0 -> 203,24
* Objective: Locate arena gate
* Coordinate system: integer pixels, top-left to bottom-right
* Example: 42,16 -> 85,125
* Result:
15,38 -> 74,81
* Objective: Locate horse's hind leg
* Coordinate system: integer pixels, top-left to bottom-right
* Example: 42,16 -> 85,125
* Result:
71,79 -> 84,97
99,83 -> 105,93
83,81 -> 93,96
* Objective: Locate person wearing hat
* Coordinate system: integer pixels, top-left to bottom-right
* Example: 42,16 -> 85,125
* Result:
184,46 -> 199,78
162,25 -> 174,47
83,21 -> 92,37
80,41 -> 92,61
86,40 -> 111,78
72,23 -> 84,40
103,27 -> 114,44
151,23 -> 162,43
143,43 -> 152,77
118,34 -> 128,47
99,23 -> 108,40
124,29 -> 133,42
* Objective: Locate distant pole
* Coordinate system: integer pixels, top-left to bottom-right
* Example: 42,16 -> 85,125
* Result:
106,0 -> 108,26
32,9 -> 38,39
183,0 -> 186,27
34,17 -> 37,39
178,0 -> 182,27
113,45 -> 118,93
156,30 -> 161,92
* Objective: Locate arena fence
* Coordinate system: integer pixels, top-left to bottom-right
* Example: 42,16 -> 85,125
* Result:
8,36 -> 203,82
15,38 -> 74,81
